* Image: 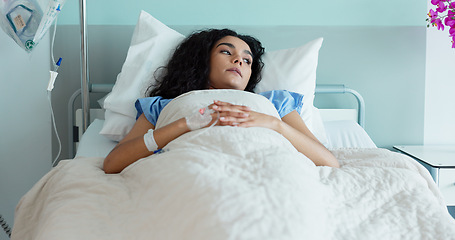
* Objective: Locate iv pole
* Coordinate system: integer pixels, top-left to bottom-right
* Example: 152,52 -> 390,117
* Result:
79,0 -> 90,132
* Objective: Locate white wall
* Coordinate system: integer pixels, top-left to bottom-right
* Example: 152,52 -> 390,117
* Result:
425,1 -> 455,145
0,32 -> 52,236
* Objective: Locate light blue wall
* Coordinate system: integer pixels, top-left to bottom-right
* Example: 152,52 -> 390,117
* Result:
59,0 -> 426,26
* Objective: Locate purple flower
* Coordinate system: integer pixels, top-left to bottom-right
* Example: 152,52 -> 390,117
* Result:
448,10 -> 455,18
450,27 -> 455,37
437,2 -> 448,12
445,17 -> 455,27
446,10 -> 455,27
435,18 -> 445,30
429,9 -> 439,22
428,1 -> 455,47
431,0 -> 441,5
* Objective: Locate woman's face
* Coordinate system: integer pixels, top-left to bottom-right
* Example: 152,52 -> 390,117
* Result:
208,36 -> 253,90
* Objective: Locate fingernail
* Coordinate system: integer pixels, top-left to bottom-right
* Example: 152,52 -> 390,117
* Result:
220,117 -> 225,121
213,105 -> 218,109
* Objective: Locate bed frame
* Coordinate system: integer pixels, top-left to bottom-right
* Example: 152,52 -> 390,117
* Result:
68,84 -> 365,158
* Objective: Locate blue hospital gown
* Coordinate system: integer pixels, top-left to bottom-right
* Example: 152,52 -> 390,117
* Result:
135,90 -> 303,126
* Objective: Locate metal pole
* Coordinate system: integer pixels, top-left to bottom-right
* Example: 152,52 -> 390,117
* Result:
79,0 -> 90,132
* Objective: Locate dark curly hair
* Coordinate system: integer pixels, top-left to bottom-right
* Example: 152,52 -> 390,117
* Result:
148,28 -> 265,98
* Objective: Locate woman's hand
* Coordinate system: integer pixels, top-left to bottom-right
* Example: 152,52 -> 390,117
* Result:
209,100 -> 340,168
209,100 -> 280,130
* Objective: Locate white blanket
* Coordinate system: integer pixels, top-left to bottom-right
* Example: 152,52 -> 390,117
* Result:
12,90 -> 455,239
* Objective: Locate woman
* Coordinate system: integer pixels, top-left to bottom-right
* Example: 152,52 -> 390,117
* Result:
103,29 -> 339,174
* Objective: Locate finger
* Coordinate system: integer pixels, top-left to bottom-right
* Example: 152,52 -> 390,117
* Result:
236,122 -> 252,128
218,117 -> 235,126
213,104 -> 251,113
220,111 -> 249,118
212,101 -> 232,111
213,100 -> 232,106
213,100 -> 251,111
208,103 -> 216,109
219,115 -> 250,123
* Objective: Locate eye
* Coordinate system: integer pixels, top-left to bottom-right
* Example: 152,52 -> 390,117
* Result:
243,58 -> 252,65
220,50 -> 231,55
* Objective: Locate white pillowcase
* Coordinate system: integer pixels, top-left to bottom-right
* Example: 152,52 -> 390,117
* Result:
256,38 -> 323,129
100,11 -> 184,141
102,11 -> 185,118
100,10 -> 327,144
255,38 -> 326,145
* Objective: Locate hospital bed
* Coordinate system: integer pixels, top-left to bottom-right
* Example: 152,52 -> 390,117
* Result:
11,10 -> 455,240
68,84 -> 371,159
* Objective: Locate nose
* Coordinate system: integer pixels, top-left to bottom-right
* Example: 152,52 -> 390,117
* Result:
233,58 -> 242,66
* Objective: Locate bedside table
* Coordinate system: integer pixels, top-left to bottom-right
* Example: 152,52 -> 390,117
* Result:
393,145 -> 455,207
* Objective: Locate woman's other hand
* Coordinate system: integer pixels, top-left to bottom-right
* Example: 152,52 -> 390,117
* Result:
210,100 -> 280,130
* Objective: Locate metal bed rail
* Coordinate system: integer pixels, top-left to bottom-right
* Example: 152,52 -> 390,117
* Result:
315,84 -> 365,128
68,83 -> 113,158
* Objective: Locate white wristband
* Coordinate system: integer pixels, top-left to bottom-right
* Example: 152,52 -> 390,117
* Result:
143,129 -> 158,152
185,106 -> 215,130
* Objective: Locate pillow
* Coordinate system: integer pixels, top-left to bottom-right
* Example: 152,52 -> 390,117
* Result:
255,38 -> 326,145
100,109 -> 136,142
311,107 -> 329,147
102,10 -> 185,117
100,11 -> 185,141
255,38 -> 323,133
100,10 -> 326,142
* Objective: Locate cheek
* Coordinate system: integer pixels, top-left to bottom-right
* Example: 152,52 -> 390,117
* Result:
209,57 -> 222,73
245,67 -> 253,80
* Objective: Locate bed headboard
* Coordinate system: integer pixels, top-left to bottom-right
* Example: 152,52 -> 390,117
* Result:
315,85 -> 365,127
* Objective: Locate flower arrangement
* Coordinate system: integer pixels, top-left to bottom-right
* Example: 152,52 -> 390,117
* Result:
427,0 -> 455,48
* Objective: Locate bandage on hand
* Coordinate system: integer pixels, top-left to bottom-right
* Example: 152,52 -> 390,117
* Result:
185,106 -> 216,130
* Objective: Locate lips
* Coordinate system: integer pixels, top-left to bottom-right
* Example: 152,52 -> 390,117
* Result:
227,68 -> 242,77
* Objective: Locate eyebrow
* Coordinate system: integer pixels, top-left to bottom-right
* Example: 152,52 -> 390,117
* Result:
216,42 -> 253,58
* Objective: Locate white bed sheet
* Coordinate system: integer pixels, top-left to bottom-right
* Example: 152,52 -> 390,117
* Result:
13,134 -> 455,239
324,120 -> 377,149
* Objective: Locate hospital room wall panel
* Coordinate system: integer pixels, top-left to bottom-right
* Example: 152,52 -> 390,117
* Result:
57,0 -> 424,27
49,24 -> 426,161
425,1 -> 455,145
0,32 -> 52,235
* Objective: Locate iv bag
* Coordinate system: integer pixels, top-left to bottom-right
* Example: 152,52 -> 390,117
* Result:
0,0 -> 66,52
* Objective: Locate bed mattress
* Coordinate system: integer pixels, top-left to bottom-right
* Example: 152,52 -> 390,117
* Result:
75,119 -> 116,158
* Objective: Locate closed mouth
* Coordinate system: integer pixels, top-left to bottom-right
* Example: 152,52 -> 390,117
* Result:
227,68 -> 242,77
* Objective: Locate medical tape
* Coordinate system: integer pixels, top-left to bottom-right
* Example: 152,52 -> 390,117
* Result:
147,106 -> 219,155
185,106 -> 217,131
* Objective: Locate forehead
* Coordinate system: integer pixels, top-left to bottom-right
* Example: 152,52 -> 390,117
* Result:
214,36 -> 251,52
